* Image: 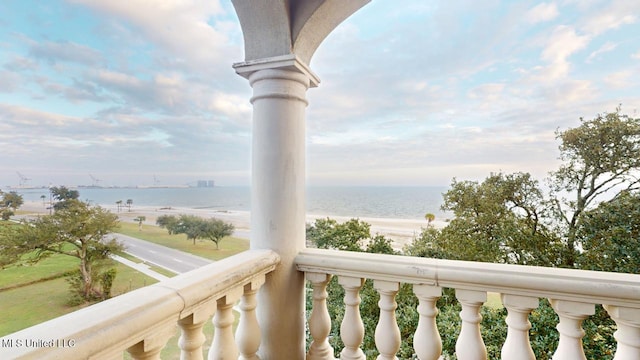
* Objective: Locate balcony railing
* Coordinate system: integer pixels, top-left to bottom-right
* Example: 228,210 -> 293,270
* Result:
297,248 -> 640,360
0,250 -> 279,360
2,248 -> 640,359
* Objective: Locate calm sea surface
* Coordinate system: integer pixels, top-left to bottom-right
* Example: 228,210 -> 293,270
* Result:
13,186 -> 450,220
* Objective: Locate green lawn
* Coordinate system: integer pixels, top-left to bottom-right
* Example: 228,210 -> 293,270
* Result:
0,253 -> 77,290
0,261 -> 158,336
486,292 -> 503,309
123,313 -> 236,360
0,219 -> 243,356
116,222 -> 249,260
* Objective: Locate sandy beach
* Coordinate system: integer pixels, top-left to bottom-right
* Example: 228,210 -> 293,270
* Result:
19,201 -> 445,250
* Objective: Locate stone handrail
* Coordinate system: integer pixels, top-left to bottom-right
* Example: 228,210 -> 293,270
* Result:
0,249 -> 280,360
296,248 -> 640,360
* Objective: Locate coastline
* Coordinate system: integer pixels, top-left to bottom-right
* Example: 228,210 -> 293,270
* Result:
19,201 -> 446,249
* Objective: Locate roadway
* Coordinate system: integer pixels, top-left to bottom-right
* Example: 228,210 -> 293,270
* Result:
112,233 -> 213,274
13,214 -> 230,274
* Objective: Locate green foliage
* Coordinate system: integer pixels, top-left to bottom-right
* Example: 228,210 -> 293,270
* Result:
0,190 -> 23,220
549,108 -> 640,266
0,222 -> 25,267
134,216 -> 146,231
306,218 -> 372,251
365,234 -> 398,254
202,218 -> 235,250
100,268 -> 117,300
156,214 -> 179,234
403,226 -> 446,259
424,212 -> 435,224
155,214 -> 234,249
49,186 -> 80,211
6,200 -> 122,302
434,172 -> 562,265
577,191 -> 640,273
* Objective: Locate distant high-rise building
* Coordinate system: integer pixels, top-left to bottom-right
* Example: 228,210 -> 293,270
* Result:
197,180 -> 215,188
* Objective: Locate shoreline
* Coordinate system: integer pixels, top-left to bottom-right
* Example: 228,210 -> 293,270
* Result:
19,201 -> 446,249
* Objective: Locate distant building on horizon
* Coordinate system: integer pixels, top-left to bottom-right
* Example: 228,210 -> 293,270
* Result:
197,180 -> 215,188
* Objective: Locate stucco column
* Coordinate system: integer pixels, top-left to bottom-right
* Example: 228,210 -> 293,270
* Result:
234,55 -> 319,360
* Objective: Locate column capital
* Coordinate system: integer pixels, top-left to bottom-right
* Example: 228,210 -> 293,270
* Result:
233,54 -> 320,88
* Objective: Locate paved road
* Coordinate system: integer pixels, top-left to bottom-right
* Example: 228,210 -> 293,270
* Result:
113,233 -> 213,274
111,254 -> 170,281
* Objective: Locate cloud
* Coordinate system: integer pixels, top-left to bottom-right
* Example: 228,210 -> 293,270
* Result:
526,3 -> 559,24
632,50 -> 640,60
0,70 -> 21,92
68,0 -> 239,72
549,79 -> 596,104
34,76 -> 109,103
538,25 -> 590,80
467,83 -> 506,109
604,70 -> 633,88
2,0 -> 639,187
0,104 -> 81,127
586,41 -> 617,63
29,40 -> 102,66
3,56 -> 39,72
87,69 -> 200,115
581,2 -> 638,36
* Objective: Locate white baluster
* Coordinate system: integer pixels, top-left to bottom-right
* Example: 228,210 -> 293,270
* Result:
307,272 -> 335,360
179,301 -> 217,360
209,288 -> 243,360
455,289 -> 487,360
604,305 -> 640,360
500,294 -> 537,360
237,276 -> 266,360
127,324 -> 176,360
413,285 -> 442,360
374,280 -> 401,360
549,299 -> 595,360
338,276 -> 366,360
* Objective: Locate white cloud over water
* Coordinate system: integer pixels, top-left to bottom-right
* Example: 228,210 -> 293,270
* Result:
1,0 -> 639,187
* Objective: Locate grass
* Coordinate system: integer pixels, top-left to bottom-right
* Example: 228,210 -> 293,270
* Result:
486,292 -> 503,309
116,222 -> 249,261
0,253 -> 77,290
0,261 -> 158,337
123,312 -> 241,359
114,251 -> 177,278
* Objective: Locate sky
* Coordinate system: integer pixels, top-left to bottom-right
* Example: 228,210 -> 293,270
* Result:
1,0 -> 639,188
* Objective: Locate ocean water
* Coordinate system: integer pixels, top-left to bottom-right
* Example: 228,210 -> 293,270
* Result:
14,186 -> 450,221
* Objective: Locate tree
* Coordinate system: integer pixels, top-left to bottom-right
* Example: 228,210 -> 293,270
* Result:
50,186 -> 80,211
576,190 -> 640,273
549,108 -> 640,266
8,200 -> 122,301
156,214 -> 180,234
157,214 -> 234,248
174,214 -> 206,245
424,213 -> 435,225
306,217 -> 371,252
200,218 -> 235,250
437,172 -> 561,266
0,190 -> 23,220
0,222 -> 25,267
126,199 -> 133,212
115,200 -> 123,212
134,216 -> 146,231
